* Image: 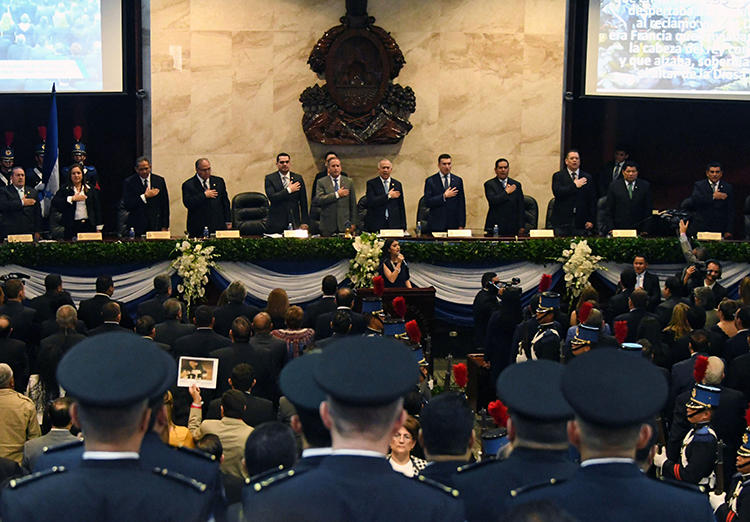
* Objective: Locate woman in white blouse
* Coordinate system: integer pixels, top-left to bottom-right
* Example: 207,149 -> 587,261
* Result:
52,164 -> 102,239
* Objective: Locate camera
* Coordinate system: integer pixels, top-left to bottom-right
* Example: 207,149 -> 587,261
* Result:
494,277 -> 521,289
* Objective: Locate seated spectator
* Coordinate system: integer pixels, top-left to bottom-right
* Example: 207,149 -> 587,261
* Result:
265,288 -> 289,330
22,397 -> 77,470
154,298 -> 195,349
163,390 -> 194,449
205,363 -> 274,428
188,385 -> 253,479
387,415 -> 427,477
271,305 -> 315,360
244,421 -> 298,478
0,363 -> 40,463
213,281 -> 259,338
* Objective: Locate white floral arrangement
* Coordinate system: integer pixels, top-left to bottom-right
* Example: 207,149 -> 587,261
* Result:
171,240 -> 217,314
557,239 -> 604,302
348,232 -> 385,288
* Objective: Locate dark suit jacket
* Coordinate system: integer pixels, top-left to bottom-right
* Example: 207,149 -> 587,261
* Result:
265,171 -> 308,233
40,330 -> 87,357
88,322 -> 131,336
605,177 -> 652,232
182,175 -> 231,237
669,353 -> 702,408
314,175 -> 356,236
154,320 -> 195,349
0,337 -> 28,392
690,178 -> 734,234
205,392 -> 274,428
173,328 -> 231,359
28,290 -> 75,324
472,289 -> 501,347
40,319 -> 87,340
422,172 -> 466,232
303,296 -> 337,329
656,297 -> 691,327
137,293 -> 170,324
50,184 -> 102,239
315,308 -> 366,339
612,308 -> 658,343
78,294 -> 133,330
551,169 -> 596,230
210,341 -> 280,403
483,177 -> 524,234
0,301 -> 37,345
723,330 -> 750,364
121,173 -> 170,236
636,271 -> 661,312
213,302 -> 261,338
0,184 -> 41,237
605,289 -> 632,325
596,160 -> 625,198
726,351 -> 750,403
364,176 -> 406,232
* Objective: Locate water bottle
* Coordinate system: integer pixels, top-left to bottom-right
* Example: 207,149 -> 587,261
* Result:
128,227 -> 135,240
287,222 -> 293,231
415,222 -> 422,237
493,224 -> 499,237
203,226 -> 209,239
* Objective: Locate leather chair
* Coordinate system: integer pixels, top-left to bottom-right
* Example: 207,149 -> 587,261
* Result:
416,196 -> 430,232
309,203 -> 321,236
744,195 -> 750,239
596,196 -> 608,236
231,192 -> 269,236
523,195 -> 538,231
48,207 -> 65,240
357,195 -> 368,232
116,199 -> 130,238
544,198 -> 555,229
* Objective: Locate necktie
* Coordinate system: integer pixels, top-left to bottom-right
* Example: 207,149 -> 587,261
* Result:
502,180 -> 507,189
627,182 -> 633,199
282,175 -> 289,189
712,182 -> 718,193
383,179 -> 390,219
334,177 -> 339,192
613,164 -> 620,180
443,175 -> 449,190
143,178 -> 148,190
203,179 -> 209,191
571,171 -> 577,182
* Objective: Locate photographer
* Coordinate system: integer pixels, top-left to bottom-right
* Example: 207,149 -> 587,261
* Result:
679,220 -> 728,304
473,272 -> 501,349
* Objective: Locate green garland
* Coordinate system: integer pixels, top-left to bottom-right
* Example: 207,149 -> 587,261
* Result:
1,237 -> 748,267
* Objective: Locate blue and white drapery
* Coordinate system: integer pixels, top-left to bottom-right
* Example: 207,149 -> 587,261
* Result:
5,260 -> 749,326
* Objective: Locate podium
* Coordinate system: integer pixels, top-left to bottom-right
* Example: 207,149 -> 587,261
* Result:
354,287 -> 436,335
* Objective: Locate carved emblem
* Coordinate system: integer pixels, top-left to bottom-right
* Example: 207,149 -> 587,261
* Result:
299,1 -> 415,144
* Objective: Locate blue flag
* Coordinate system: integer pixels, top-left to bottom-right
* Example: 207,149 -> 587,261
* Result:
40,84 -> 59,217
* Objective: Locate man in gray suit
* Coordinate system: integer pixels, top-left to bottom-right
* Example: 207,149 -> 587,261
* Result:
314,157 -> 356,236
22,397 -> 78,471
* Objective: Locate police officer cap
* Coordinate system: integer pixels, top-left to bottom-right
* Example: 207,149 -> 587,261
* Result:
34,142 -> 45,155
72,142 -> 87,154
314,337 -> 417,406
280,351 -> 325,412
561,349 -> 667,427
57,333 -> 174,407
1,146 -> 13,160
496,360 -> 573,421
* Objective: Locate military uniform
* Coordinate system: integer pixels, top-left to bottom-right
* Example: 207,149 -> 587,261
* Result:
0,333 -> 215,522
661,423 -> 718,487
242,337 -> 464,521
715,473 -> 750,522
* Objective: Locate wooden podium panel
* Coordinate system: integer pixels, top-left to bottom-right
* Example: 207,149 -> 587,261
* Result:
355,287 -> 435,334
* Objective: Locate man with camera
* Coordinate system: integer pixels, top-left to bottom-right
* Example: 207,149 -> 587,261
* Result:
679,220 -> 728,304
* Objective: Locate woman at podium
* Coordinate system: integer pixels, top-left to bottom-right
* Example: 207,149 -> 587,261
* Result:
379,239 -> 412,288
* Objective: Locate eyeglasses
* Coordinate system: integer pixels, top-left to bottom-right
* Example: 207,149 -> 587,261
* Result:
393,433 -> 413,441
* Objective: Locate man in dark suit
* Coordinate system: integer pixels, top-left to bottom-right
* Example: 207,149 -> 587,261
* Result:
173,305 -> 230,359
265,152 -> 308,234
77,274 -> 134,330
135,315 -> 172,355
121,156 -> 170,237
726,334 -> 750,403
604,268 -> 636,325
0,167 -> 41,239
210,316 -> 280,404
22,397 -> 78,471
595,146 -> 629,198
612,289 -> 657,343
364,159 -> 406,232
690,161 -> 734,239
315,288 -> 366,340
423,153 -> 466,233
455,361 -> 577,520
137,274 -> 181,324
0,278 -> 37,346
686,259 -> 728,306
87,302 -> 131,336
723,306 -> 750,363
604,161 -> 652,234
213,281 -> 260,338
303,275 -> 338,328
0,315 -> 28,393
154,298 -> 195,349
28,274 -> 74,325
483,158 -> 525,236
656,276 -> 690,327
669,330 -> 710,405
632,255 -> 661,311
182,157 -> 231,238
472,272 -> 501,349
514,350 -> 713,521
205,363 -> 274,427
314,157 -> 356,236
39,305 -> 87,362
551,150 -> 596,236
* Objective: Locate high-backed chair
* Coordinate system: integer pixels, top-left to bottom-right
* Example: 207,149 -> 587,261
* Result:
116,199 -> 130,238
544,198 -> 555,229
416,196 -> 430,232
523,195 -> 538,231
596,196 -> 608,236
744,195 -> 750,239
357,195 -> 368,232
48,207 -> 65,240
231,192 -> 269,236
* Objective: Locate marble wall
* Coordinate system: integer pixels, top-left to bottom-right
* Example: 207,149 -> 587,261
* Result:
150,0 -> 567,235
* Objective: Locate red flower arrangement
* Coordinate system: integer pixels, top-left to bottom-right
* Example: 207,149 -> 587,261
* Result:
453,363 -> 468,388
488,400 -> 509,427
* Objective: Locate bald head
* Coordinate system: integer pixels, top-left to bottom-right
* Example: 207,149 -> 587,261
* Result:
0,363 -> 12,389
56,305 -> 78,330
253,312 -> 272,334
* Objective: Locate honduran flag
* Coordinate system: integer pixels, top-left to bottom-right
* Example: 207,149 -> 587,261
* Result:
40,84 -> 59,218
